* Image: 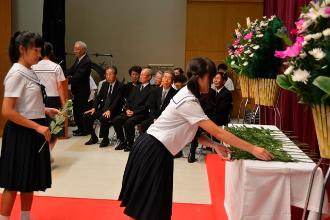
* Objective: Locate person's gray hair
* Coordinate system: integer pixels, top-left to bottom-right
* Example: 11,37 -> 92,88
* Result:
75,41 -> 87,51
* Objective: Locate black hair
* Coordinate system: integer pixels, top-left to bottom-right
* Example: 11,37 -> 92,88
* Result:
173,67 -> 184,74
173,74 -> 187,84
215,71 -> 228,81
41,42 -> 57,62
128,65 -> 142,75
105,65 -> 118,75
9,31 -> 44,64
217,63 -> 228,72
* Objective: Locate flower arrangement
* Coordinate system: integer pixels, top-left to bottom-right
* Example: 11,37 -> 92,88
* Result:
226,16 -> 288,79
275,0 -> 330,105
39,99 -> 73,153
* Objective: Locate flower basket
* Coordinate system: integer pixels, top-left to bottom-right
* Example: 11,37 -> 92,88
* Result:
239,75 -> 251,98
253,78 -> 280,107
311,104 -> 330,158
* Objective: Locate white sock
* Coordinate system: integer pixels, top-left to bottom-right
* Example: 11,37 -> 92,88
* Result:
0,214 -> 9,220
20,211 -> 30,220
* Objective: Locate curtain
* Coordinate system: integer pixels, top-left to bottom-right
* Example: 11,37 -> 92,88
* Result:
261,0 -> 318,151
42,0 -> 66,69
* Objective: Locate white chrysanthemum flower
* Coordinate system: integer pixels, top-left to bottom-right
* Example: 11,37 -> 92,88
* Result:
231,61 -> 236,66
231,55 -> 235,59
244,49 -> 251,54
249,53 -> 254,57
323,28 -> 330,36
308,48 -> 326,60
311,33 -> 322,39
300,52 -> 307,58
304,34 -> 313,41
253,45 -> 260,50
256,34 -> 263,38
284,66 -> 294,75
243,62 -> 248,66
292,69 -> 310,84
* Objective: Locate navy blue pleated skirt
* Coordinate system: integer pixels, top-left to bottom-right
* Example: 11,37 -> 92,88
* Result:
0,119 -> 51,192
119,133 -> 174,220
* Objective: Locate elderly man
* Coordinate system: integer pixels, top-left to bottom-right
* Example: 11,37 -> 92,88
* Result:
139,70 -> 177,133
83,66 -> 124,147
113,68 -> 153,151
66,41 -> 91,136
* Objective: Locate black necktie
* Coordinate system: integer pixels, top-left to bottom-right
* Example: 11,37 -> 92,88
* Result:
103,84 -> 112,110
140,85 -> 144,91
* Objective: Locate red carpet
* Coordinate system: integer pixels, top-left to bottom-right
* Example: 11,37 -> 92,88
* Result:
205,154 -> 228,220
0,154 -> 227,219
1,196 -> 214,219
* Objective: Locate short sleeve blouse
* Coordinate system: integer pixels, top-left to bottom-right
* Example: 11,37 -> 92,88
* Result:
147,86 -> 209,155
4,63 -> 45,119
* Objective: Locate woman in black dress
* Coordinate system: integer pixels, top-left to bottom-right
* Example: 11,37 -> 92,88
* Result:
119,57 -> 273,220
0,31 -> 59,220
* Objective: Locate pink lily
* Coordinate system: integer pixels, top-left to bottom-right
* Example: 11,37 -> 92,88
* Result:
243,32 -> 253,40
275,36 -> 304,59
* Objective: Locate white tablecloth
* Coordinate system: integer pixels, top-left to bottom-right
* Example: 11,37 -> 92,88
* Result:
224,124 -> 328,220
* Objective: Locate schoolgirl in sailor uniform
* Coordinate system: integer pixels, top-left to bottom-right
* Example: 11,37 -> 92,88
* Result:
119,57 -> 273,220
32,42 -> 66,109
0,32 -> 59,220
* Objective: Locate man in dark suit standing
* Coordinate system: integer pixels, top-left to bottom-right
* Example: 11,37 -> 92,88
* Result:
113,68 -> 153,151
83,66 -> 124,147
139,70 -> 177,133
66,41 -> 91,136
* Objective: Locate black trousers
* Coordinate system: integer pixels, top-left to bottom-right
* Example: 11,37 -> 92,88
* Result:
72,96 -> 89,133
83,111 -> 113,138
112,114 -> 148,145
139,118 -> 154,134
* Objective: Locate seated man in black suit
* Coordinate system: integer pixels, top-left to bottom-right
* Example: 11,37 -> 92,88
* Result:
122,65 -> 142,100
139,70 -> 177,133
83,66 -> 124,147
188,71 -> 232,163
113,68 -> 153,151
66,41 -> 91,136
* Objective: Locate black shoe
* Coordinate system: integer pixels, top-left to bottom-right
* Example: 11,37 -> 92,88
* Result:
85,136 -> 98,145
174,151 -> 183,158
124,143 -> 133,152
99,138 -> 109,148
115,141 -> 126,150
188,152 -> 197,163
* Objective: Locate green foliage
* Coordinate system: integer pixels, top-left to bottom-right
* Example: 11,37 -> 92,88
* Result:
225,126 -> 296,162
38,99 -> 73,153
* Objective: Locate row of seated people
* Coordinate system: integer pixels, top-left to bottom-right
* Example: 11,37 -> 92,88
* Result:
82,64 -> 233,157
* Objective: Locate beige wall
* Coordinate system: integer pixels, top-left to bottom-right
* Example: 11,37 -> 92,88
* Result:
12,0 -> 43,34
65,0 -> 186,81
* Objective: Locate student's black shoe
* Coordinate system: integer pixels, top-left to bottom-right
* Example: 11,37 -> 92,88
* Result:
99,138 -> 109,148
85,137 -> 98,145
188,152 -> 197,163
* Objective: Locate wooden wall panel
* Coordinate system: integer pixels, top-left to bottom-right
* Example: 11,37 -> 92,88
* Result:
185,0 -> 263,118
0,0 -> 12,135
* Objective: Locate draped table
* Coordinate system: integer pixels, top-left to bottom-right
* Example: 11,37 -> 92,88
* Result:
224,124 -> 328,220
